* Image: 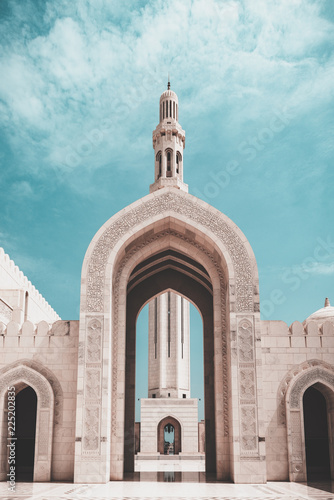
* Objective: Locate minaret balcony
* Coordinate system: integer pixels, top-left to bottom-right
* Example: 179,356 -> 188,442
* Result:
149,177 -> 188,193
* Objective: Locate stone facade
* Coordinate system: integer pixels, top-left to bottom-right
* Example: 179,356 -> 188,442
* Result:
139,398 -> 198,455
0,84 -> 333,485
0,321 -> 79,482
261,319 -> 334,482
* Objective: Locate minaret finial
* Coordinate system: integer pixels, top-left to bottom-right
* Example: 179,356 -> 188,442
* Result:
167,73 -> 170,90
325,297 -> 330,307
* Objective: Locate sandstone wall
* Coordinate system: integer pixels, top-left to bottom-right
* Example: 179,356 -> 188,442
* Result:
0,320 -> 78,481
261,318 -> 334,480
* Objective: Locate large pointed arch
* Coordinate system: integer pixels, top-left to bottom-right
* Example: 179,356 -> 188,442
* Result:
74,188 -> 266,483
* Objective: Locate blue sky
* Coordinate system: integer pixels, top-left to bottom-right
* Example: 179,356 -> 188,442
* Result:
1,0 -> 334,418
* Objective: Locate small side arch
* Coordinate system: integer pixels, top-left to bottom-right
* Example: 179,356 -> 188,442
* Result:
285,362 -> 334,481
157,415 -> 182,455
0,364 -> 56,482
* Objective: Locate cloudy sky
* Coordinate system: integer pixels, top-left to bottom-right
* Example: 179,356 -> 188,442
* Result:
1,0 -> 333,417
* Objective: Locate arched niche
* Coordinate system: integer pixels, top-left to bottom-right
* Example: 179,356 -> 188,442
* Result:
285,363 -> 334,481
157,416 -> 182,455
0,364 -> 55,482
74,188 -> 265,484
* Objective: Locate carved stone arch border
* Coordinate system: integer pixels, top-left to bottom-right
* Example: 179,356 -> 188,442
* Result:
277,359 -> 333,426
0,363 -> 56,482
82,189 -> 259,314
285,361 -> 334,481
0,359 -> 63,425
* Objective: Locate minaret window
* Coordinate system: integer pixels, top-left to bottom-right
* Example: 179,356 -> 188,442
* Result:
166,150 -> 172,177
166,100 -> 168,118
176,103 -> 178,121
170,100 -> 172,118
173,101 -> 175,119
154,297 -> 158,358
181,296 -> 184,359
176,152 -> 182,175
163,101 -> 165,119
24,291 -> 29,322
167,291 -> 171,358
156,151 -> 162,179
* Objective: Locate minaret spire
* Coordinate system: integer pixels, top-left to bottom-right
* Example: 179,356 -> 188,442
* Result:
149,84 -> 188,193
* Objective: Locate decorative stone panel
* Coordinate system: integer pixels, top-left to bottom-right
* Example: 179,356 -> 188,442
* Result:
0,298 -> 12,321
238,320 -> 254,363
237,318 -> 259,456
83,407 -> 100,452
85,369 -> 101,400
82,317 -> 103,456
38,410 -> 50,457
86,318 -> 103,363
240,368 -> 256,402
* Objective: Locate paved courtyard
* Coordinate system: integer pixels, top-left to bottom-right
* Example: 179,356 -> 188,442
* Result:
0,480 -> 333,500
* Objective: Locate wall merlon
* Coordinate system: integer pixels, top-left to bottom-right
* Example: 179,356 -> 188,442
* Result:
261,319 -> 334,342
0,320 -> 79,337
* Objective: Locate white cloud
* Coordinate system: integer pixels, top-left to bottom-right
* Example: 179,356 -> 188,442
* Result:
0,0 -> 333,178
11,181 -> 34,198
302,262 -> 334,276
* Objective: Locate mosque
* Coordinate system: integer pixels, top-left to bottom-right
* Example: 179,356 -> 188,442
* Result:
0,83 -> 333,485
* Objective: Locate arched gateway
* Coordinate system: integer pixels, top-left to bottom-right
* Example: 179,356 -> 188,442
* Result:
74,84 -> 266,483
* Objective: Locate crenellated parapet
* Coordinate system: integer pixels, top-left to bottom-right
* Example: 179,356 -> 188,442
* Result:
0,320 -> 78,348
0,247 -> 60,324
261,318 -> 334,350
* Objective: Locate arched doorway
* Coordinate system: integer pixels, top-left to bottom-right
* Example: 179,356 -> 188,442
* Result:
157,416 -> 181,455
285,364 -> 334,482
303,386 -> 331,480
124,264 -> 216,474
75,189 -> 264,483
15,387 -> 37,481
0,363 -> 56,482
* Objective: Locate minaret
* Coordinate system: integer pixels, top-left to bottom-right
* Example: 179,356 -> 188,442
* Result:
149,80 -> 188,193
148,292 -> 190,399
139,86 -> 199,456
